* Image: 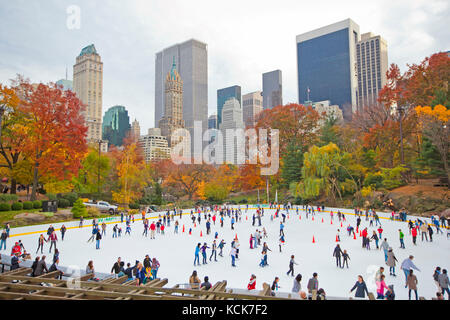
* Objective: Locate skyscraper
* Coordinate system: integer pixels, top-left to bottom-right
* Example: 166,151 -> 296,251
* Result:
158,58 -> 185,148
155,39 -> 208,135
131,119 -> 141,141
208,114 -> 217,129
73,44 -> 103,141
296,19 -> 360,120
242,91 -> 263,128
102,105 -> 131,147
217,85 -> 241,127
356,32 -> 388,110
262,70 -> 282,110
220,97 -> 244,164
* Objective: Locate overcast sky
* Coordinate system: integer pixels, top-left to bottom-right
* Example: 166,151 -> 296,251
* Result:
0,0 -> 448,133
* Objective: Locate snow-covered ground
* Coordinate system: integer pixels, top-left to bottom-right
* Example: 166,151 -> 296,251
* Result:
3,206 -> 449,300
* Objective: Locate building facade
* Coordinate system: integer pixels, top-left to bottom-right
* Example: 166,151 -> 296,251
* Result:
217,85 -> 241,127
296,19 -> 360,120
208,114 -> 217,130
220,97 -> 245,164
158,58 -> 185,148
262,70 -> 282,110
356,32 -> 388,110
73,44 -> 104,141
131,119 -> 141,142
242,91 -> 263,128
138,128 -> 171,162
305,100 -> 344,126
155,39 -> 208,136
102,105 -> 131,147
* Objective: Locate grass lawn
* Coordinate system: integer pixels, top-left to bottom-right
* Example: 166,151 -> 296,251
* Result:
0,208 -> 43,225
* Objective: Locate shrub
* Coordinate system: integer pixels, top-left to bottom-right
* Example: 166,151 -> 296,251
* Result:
0,203 -> 11,211
239,199 -> 248,204
128,209 -> 139,215
87,206 -> 100,217
23,201 -> 33,210
33,200 -> 42,209
57,199 -> 70,208
60,192 -> 78,206
0,194 -> 18,202
129,203 -> 140,210
46,193 -> 57,201
71,199 -> 87,218
11,202 -> 23,211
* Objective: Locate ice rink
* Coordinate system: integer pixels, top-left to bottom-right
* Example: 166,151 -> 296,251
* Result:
4,206 -> 450,300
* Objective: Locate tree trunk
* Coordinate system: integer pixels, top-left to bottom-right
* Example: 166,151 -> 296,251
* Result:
10,179 -> 16,194
30,166 -> 39,201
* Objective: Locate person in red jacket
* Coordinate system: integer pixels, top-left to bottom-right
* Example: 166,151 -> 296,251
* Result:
150,222 -> 156,239
247,274 -> 256,290
411,226 -> 417,245
212,215 -> 216,225
362,228 -> 368,249
11,242 -> 21,256
48,231 -> 58,253
377,227 -> 383,239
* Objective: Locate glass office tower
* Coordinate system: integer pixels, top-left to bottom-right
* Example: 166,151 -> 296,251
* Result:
296,19 -> 360,120
217,85 -> 241,127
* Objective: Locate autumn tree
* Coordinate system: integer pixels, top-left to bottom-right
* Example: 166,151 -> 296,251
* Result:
0,83 -> 23,194
14,77 -> 88,200
112,143 -> 151,206
415,105 -> 450,187
164,164 -> 213,200
255,103 -> 321,155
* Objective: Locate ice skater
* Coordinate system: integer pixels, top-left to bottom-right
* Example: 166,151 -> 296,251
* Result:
287,255 -> 298,276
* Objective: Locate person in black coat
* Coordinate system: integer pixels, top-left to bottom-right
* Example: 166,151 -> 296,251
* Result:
49,258 -> 64,280
10,252 -> 20,270
350,275 -> 369,298
31,257 -> 40,276
333,244 -> 343,268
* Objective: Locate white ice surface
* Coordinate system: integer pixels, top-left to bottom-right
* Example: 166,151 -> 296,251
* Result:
3,206 -> 449,300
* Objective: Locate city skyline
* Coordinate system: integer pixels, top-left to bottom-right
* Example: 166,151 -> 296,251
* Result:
0,0 -> 448,133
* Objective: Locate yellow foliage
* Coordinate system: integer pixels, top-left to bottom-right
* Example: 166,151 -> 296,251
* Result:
415,105 -> 450,123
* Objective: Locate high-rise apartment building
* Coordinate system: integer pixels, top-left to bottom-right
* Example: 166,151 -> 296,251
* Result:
262,70 -> 282,110
158,58 -> 185,148
356,32 -> 388,110
220,97 -> 244,164
102,105 -> 131,147
73,44 -> 103,141
296,19 -> 360,120
155,39 -> 208,136
217,85 -> 241,127
139,128 -> 171,162
242,91 -> 263,128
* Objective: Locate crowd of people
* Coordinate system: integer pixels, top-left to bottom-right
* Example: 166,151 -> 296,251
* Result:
0,203 -> 449,300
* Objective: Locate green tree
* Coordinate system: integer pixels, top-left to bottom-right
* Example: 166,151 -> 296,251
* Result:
318,116 -> 340,147
71,198 -> 87,218
280,141 -> 304,187
73,148 -> 111,193
296,143 -> 358,204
